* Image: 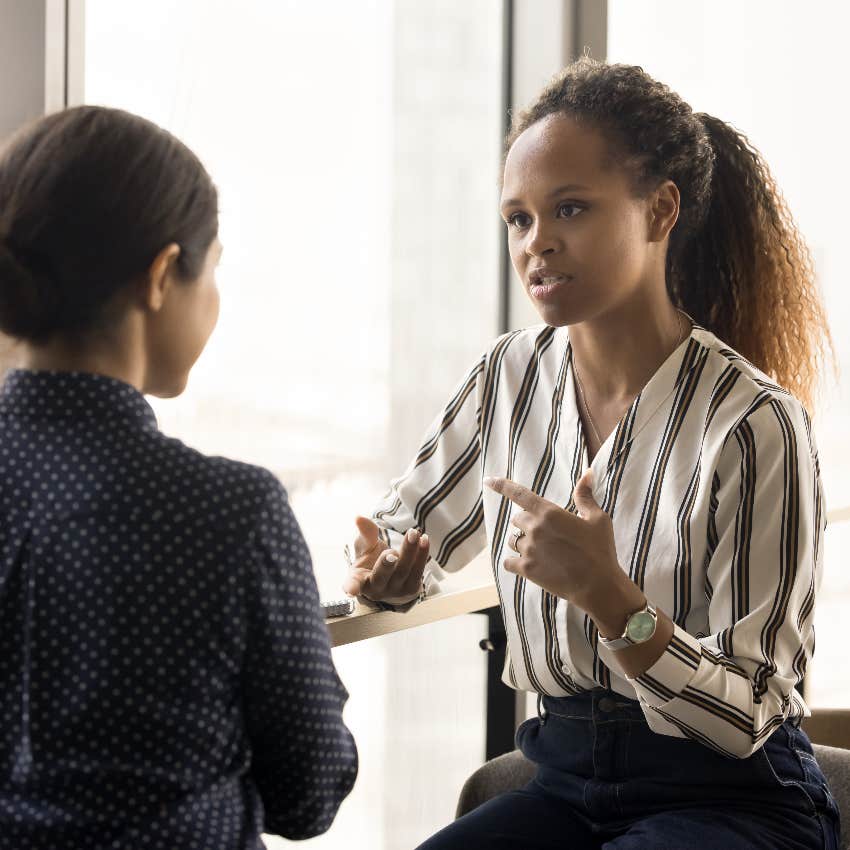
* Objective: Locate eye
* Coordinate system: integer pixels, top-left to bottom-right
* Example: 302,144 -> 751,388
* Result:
507,212 -> 531,230
557,203 -> 584,219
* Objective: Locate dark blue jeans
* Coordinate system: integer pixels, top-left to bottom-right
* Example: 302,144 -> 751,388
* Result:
418,689 -> 841,849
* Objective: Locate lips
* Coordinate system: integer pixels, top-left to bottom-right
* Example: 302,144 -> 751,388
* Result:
528,267 -> 572,287
526,267 -> 574,303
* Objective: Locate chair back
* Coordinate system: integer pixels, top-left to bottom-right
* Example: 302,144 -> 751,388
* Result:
812,743 -> 849,846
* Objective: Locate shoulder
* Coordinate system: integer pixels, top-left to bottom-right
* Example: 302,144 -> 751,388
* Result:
482,324 -> 566,371
142,431 -> 290,526
692,326 -> 813,452
693,325 -> 794,400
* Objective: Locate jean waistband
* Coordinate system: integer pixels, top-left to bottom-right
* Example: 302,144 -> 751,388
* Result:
537,688 -> 646,723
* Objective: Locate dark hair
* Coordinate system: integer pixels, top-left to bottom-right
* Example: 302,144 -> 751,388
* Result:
507,57 -> 833,411
0,106 -> 218,343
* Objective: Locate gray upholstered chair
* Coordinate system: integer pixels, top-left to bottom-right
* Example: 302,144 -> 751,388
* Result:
458,738 -> 850,849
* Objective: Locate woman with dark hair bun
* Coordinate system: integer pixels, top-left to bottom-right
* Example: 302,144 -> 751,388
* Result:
345,59 -> 840,848
0,106 -> 357,849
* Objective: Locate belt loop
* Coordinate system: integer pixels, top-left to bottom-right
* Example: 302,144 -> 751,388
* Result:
537,692 -> 548,725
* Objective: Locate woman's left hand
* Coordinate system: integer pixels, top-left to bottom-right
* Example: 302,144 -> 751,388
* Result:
484,469 -> 626,610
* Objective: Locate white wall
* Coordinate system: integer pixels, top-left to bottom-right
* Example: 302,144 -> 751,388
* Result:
0,0 -> 47,140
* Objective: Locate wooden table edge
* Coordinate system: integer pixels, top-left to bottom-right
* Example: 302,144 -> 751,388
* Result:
326,580 -> 500,647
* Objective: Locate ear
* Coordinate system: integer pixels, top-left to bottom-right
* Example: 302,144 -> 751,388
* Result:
142,243 -> 181,312
647,180 -> 680,243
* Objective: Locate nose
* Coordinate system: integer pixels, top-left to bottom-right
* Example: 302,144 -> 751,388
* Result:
525,219 -> 561,258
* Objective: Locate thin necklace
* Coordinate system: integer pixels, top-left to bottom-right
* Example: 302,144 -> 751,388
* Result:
574,310 -> 690,448
574,367 -> 603,446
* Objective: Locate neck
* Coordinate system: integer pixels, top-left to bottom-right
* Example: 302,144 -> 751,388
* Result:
21,318 -> 146,392
569,289 -> 687,402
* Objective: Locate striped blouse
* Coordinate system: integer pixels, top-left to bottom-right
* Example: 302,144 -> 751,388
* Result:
372,319 -> 826,758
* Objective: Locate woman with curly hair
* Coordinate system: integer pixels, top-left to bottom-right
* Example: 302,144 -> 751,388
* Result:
345,58 -> 839,848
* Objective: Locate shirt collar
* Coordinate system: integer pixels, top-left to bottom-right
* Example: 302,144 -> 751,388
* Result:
562,316 -> 707,475
0,369 -> 159,431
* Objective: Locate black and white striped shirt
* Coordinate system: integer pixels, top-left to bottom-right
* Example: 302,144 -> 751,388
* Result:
373,320 -> 826,758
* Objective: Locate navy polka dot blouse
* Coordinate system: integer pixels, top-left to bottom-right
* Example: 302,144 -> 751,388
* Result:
0,370 -> 358,849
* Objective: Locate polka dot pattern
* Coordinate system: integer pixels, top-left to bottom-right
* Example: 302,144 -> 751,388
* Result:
0,370 -> 358,849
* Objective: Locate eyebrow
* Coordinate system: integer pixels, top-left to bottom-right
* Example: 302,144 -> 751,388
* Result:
500,184 -> 591,208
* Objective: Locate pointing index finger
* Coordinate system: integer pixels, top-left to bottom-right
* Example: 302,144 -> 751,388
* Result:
484,476 -> 544,511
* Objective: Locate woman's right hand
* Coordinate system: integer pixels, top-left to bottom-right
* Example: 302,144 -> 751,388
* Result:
342,516 -> 430,605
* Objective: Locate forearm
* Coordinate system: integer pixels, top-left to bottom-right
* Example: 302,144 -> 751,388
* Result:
578,566 -> 809,759
578,569 -> 674,679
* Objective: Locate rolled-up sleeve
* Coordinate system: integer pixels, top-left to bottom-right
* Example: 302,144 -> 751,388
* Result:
630,397 -> 826,758
241,472 -> 357,838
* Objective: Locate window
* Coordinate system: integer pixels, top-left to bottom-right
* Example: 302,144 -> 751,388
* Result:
608,0 -> 850,705
84,1 -> 506,844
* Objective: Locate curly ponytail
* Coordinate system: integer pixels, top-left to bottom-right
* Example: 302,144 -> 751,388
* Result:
675,114 -> 830,409
507,58 -> 833,411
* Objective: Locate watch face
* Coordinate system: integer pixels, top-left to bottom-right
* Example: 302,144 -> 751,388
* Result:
626,610 -> 656,643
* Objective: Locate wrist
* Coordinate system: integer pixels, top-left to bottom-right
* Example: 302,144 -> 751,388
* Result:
581,569 -> 646,639
362,590 -> 415,605
362,580 -> 426,608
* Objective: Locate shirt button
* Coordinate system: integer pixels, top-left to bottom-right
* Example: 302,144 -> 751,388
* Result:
598,696 -> 617,713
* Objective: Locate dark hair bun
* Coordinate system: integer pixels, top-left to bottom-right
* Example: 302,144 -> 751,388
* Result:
0,240 -> 59,340
0,106 -> 218,344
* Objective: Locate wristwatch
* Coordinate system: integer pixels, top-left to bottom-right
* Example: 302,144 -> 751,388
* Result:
598,601 -> 658,651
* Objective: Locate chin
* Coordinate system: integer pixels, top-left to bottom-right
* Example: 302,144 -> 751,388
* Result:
529,301 -> 578,329
527,291 -> 602,329
148,374 -> 189,399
